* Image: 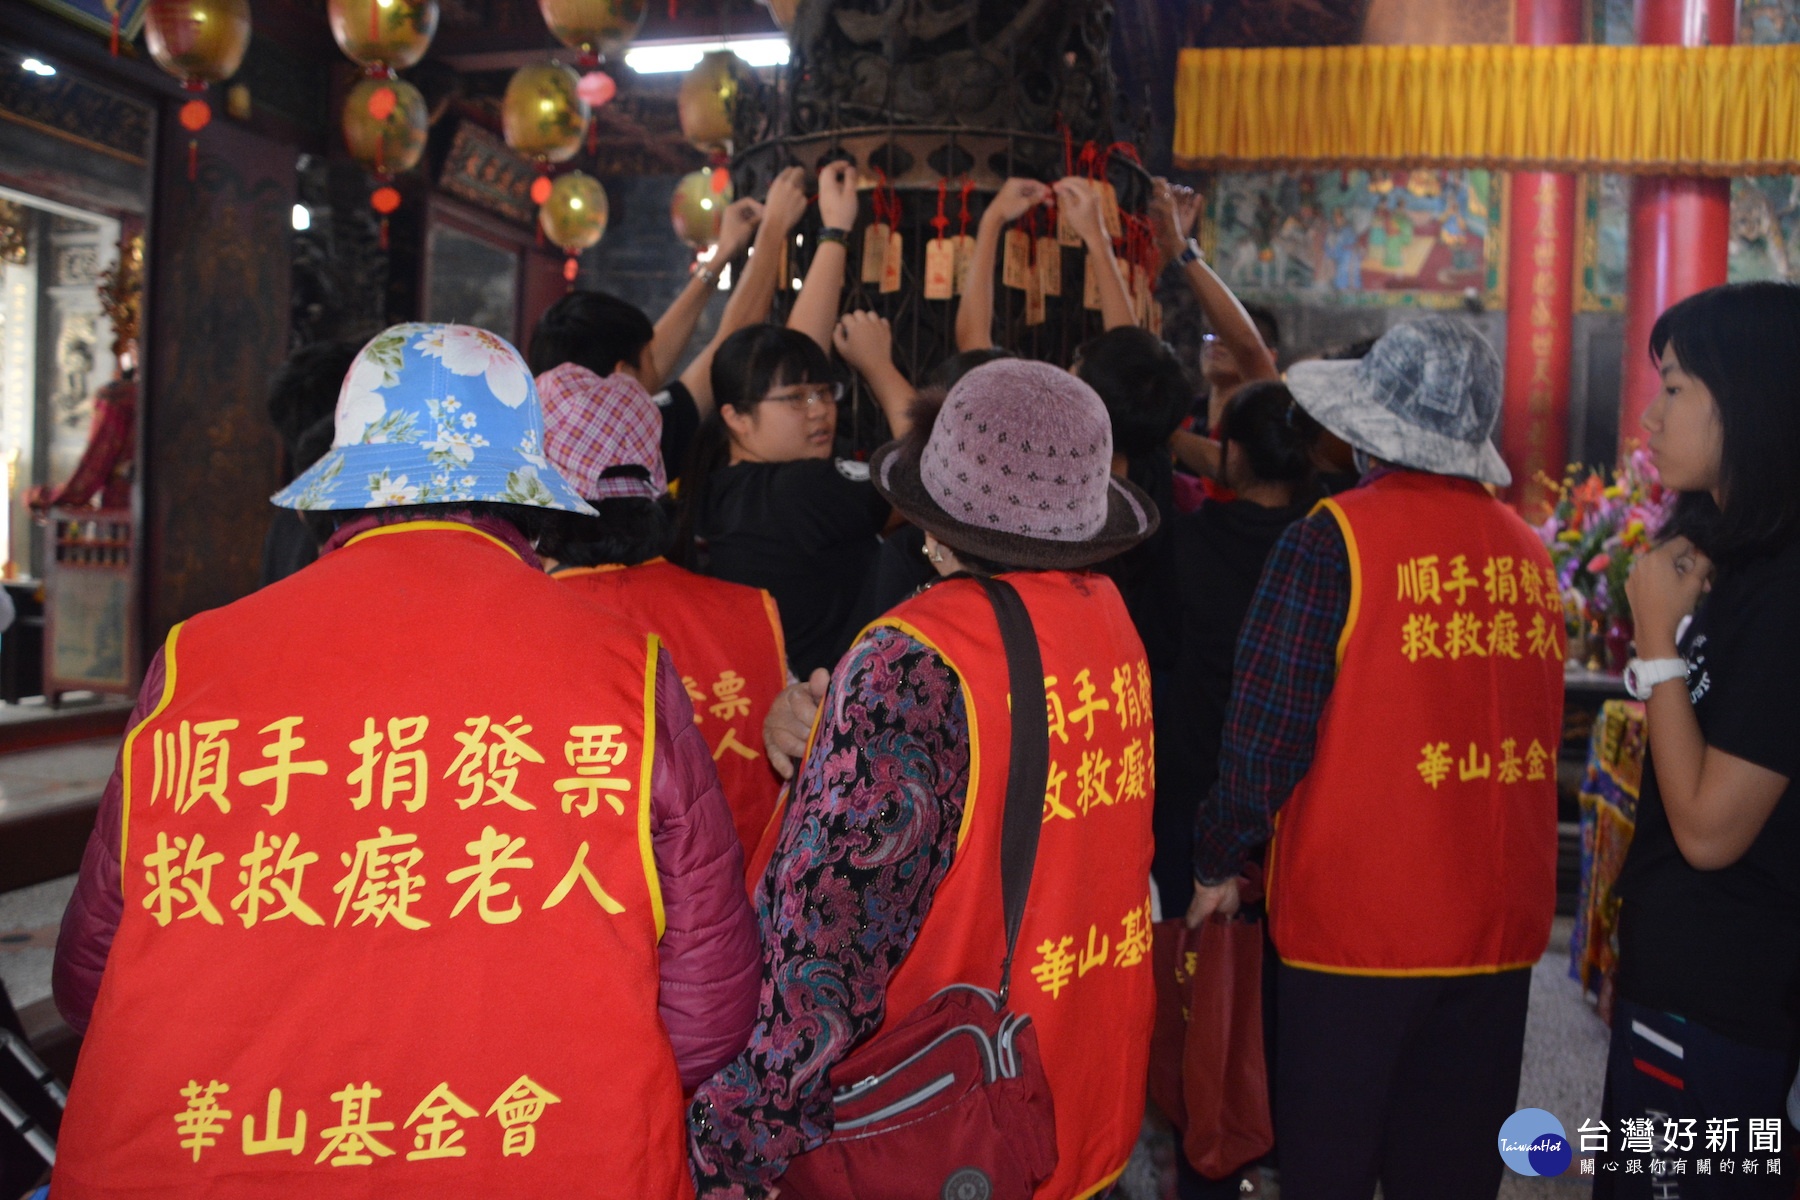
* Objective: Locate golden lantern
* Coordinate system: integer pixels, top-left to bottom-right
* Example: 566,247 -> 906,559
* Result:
342,77 -> 429,177
540,171 -> 609,281
537,0 -> 647,66
145,0 -> 252,177
678,50 -> 752,156
670,167 -> 732,249
144,0 -> 252,86
503,62 -> 589,167
327,0 -> 440,71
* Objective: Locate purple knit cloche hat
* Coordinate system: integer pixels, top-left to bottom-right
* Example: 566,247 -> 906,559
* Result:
871,359 -> 1158,570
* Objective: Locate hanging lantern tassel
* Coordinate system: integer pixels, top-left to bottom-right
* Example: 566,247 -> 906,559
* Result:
105,0 -> 120,55
563,254 -> 579,285
179,93 -> 212,182
372,183 -> 401,250
531,172 -> 552,247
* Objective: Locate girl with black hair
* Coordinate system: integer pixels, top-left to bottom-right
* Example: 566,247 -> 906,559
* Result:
676,320 -> 914,677
1158,381 -> 1316,1198
1602,282 -> 1800,1191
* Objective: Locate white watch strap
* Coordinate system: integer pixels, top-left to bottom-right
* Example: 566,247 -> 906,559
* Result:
1626,657 -> 1687,699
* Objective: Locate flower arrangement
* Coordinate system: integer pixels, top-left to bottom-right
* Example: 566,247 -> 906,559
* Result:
1535,447 -> 1676,670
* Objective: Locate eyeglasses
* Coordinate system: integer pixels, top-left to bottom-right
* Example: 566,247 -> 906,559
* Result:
765,383 -> 844,410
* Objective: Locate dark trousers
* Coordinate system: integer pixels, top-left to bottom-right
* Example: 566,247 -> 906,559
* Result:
1592,999 -> 1793,1199
1272,963 -> 1531,1200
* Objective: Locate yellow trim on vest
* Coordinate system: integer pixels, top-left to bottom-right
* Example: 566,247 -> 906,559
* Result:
1314,497 -> 1361,670
1275,956 -> 1540,978
1074,1163 -> 1129,1200
640,633 -> 666,939
119,622 -> 184,876
762,590 -> 788,681
550,557 -> 672,581
343,520 -> 524,561
867,615 -> 982,853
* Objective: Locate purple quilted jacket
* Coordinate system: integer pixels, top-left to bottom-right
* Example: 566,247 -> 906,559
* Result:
53,518 -> 760,1090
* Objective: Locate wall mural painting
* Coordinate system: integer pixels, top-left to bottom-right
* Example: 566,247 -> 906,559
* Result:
1203,168 -> 1503,309
1743,1 -> 1800,43
1577,174 -> 1628,313
1578,171 -> 1800,313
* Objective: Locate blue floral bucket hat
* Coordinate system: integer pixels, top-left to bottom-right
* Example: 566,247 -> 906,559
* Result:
271,322 -> 596,514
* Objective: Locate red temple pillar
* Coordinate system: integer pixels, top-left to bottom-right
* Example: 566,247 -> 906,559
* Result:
1501,0 -> 1582,514
1617,0 -> 1735,456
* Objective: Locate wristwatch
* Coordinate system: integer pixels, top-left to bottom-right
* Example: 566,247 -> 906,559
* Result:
816,226 -> 851,247
1623,657 -> 1687,700
1177,239 -> 1203,266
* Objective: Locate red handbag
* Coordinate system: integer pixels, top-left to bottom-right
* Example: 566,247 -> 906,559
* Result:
1149,873 -> 1272,1182
778,576 -> 1061,1200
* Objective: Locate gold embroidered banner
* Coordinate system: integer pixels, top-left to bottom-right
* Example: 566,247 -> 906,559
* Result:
1174,44 -> 1800,176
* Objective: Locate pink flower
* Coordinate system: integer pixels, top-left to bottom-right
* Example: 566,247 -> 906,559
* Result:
1586,553 -> 1611,573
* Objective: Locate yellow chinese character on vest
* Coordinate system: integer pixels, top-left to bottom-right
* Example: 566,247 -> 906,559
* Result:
152,718 -> 240,815
315,1081 -> 395,1166
347,716 -> 430,813
404,1082 -> 478,1161
231,831 -> 324,928
486,1075 -> 562,1157
332,826 -> 430,930
446,715 -> 545,811
241,1088 -> 306,1157
174,1079 -> 232,1162
238,717 -> 329,816
446,824 -> 533,924
542,841 -> 625,914
142,832 -> 226,927
1030,935 -> 1077,999
554,725 -> 632,817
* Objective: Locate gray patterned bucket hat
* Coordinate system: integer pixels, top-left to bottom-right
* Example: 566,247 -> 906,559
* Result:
1284,316 -> 1511,487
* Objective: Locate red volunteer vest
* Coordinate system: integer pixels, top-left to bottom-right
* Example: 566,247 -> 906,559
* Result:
850,572 -> 1155,1200
1266,473 -> 1566,975
554,558 -> 785,868
55,523 -> 692,1200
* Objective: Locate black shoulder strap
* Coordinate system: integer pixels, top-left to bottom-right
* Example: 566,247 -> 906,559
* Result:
973,574 -> 1048,1003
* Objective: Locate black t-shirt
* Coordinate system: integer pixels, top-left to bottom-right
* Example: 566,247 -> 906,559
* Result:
652,379 -> 702,478
1099,455 -> 1182,672
1153,496 -> 1313,911
1616,535 -> 1800,1051
700,457 -> 891,677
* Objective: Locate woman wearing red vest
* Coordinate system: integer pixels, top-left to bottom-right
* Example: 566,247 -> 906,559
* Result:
51,324 -> 758,1198
535,360 -> 789,870
688,359 -> 1162,1200
1189,317 -> 1565,1200
1598,283 -> 1800,1192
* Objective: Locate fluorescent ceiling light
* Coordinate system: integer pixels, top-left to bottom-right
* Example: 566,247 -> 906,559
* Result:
21,58 -> 56,77
624,36 -> 789,75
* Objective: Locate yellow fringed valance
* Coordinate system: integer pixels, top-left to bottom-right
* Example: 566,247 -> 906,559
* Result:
1173,44 -> 1800,175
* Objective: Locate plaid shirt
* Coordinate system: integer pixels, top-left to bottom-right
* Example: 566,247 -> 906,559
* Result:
1191,486 -> 1356,885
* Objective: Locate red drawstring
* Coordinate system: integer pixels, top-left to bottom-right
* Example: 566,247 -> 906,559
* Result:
931,179 -> 949,241
958,179 -> 974,239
